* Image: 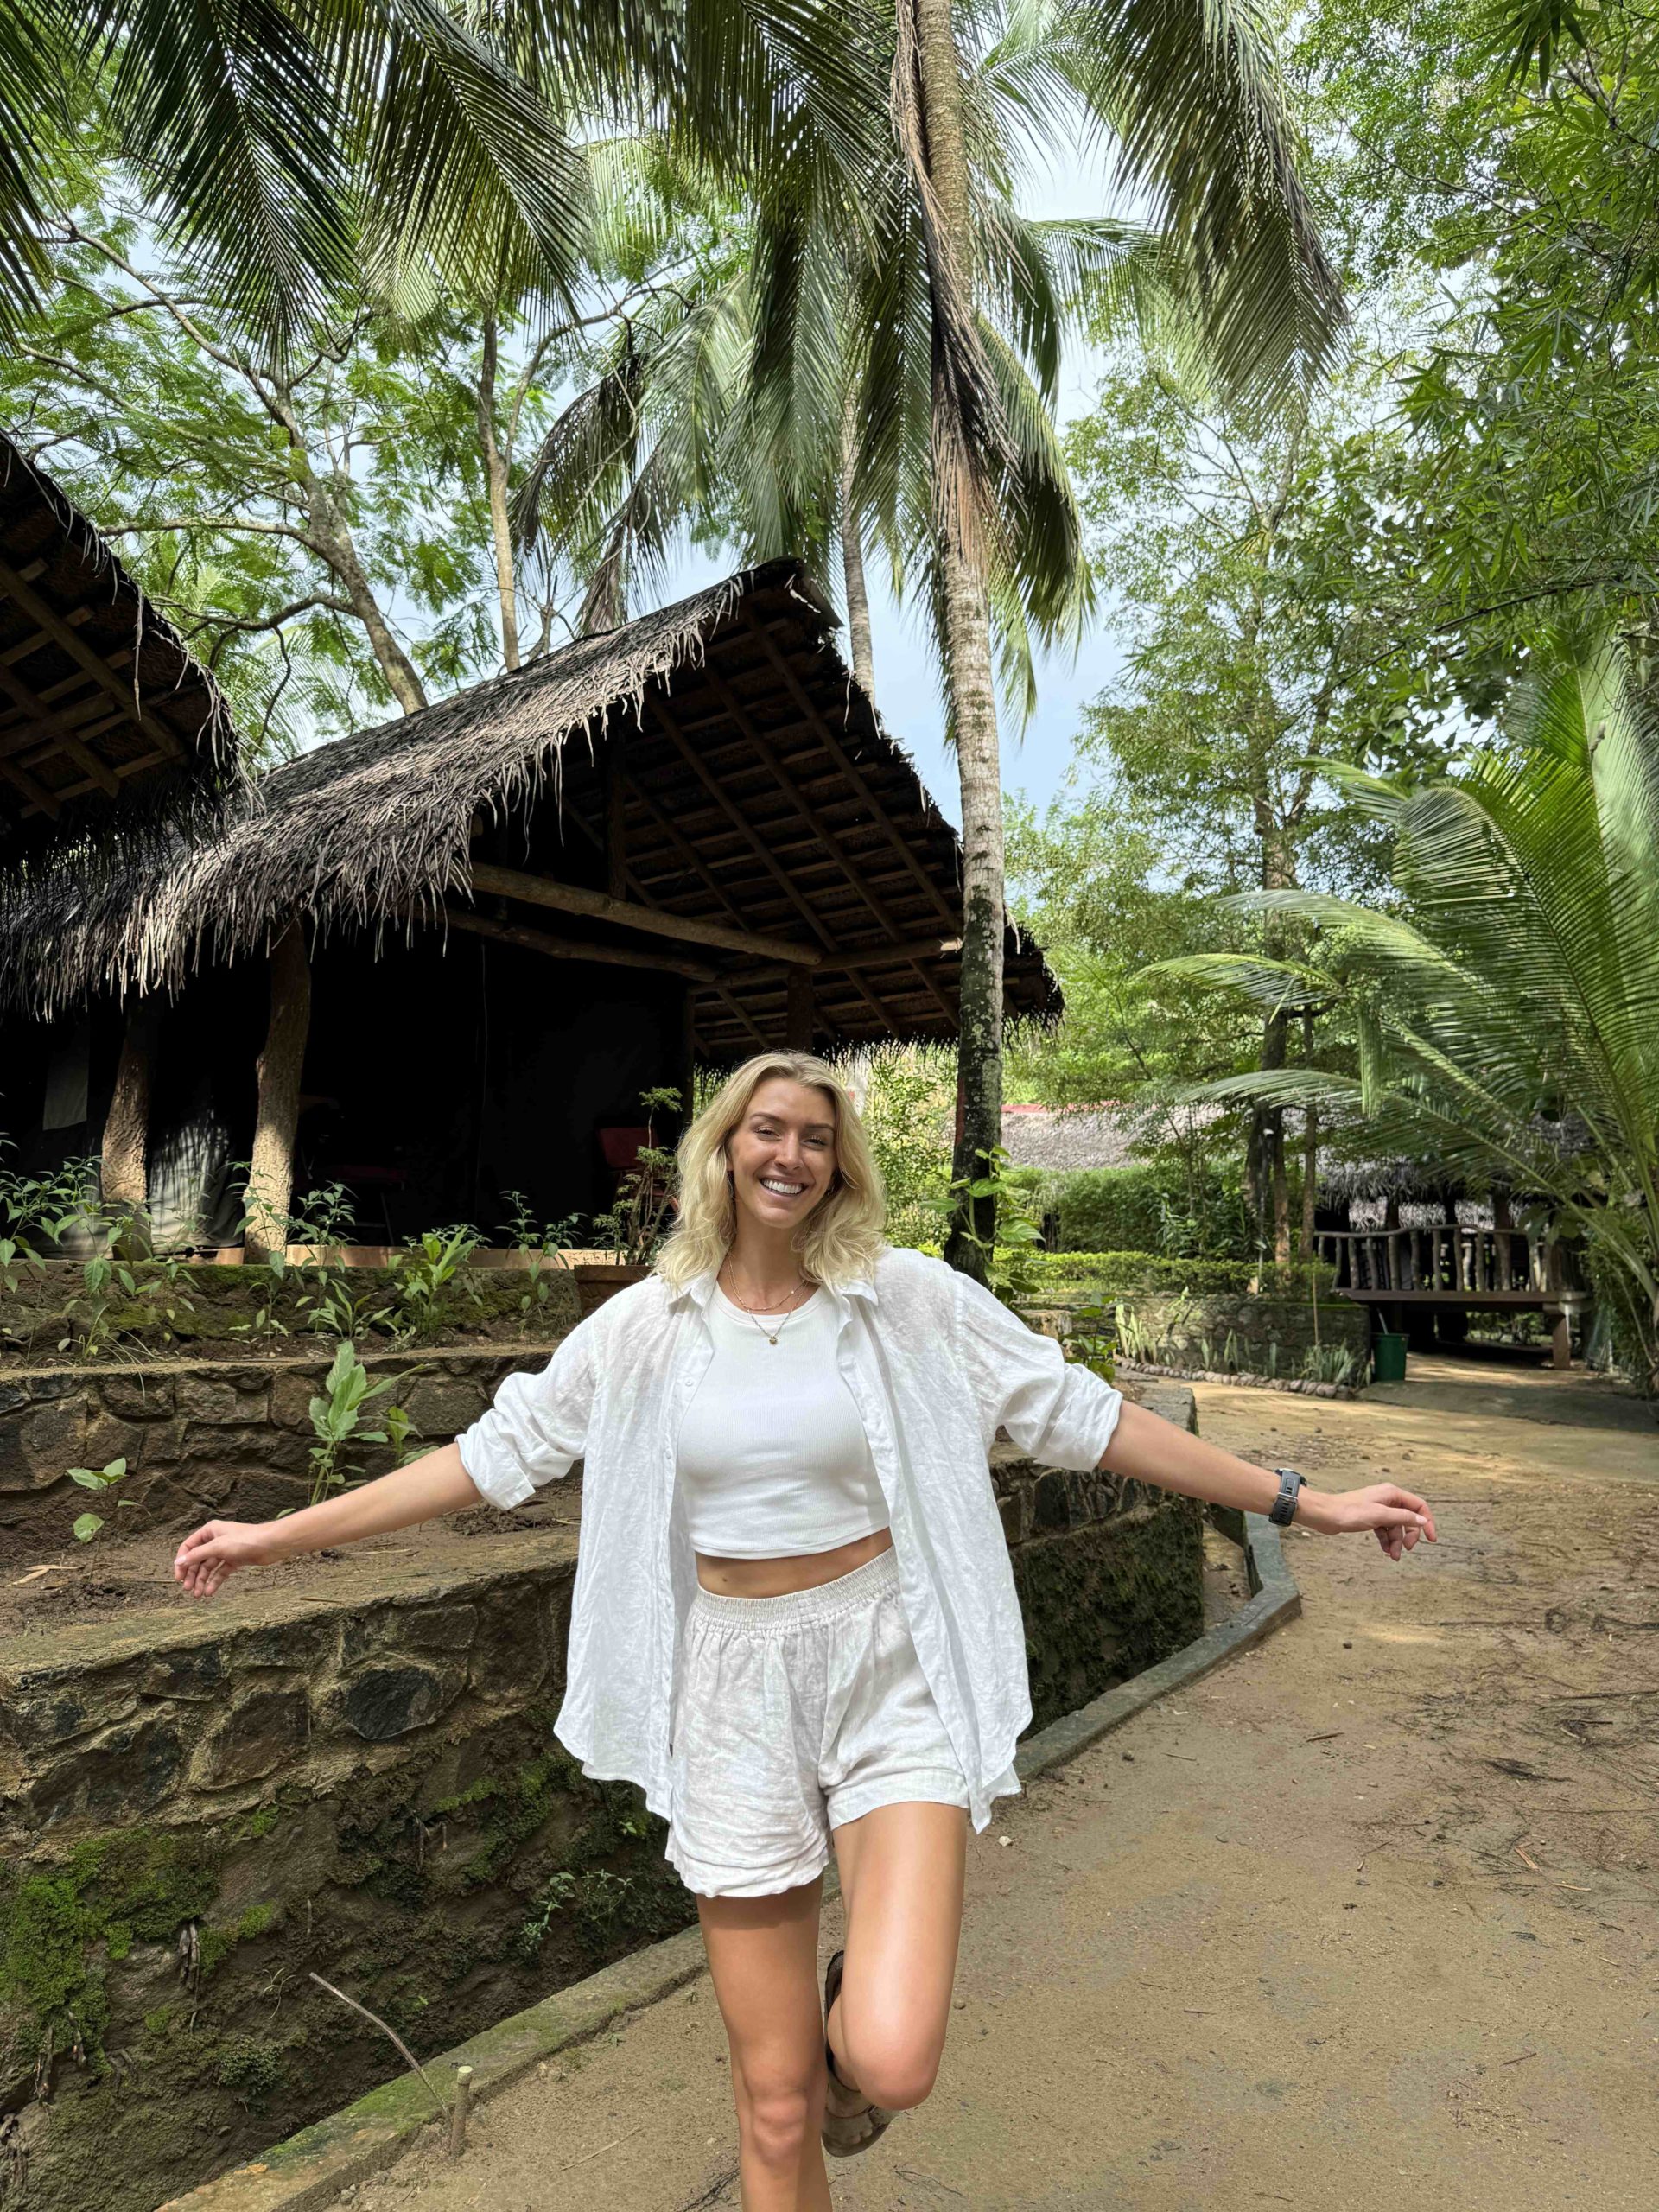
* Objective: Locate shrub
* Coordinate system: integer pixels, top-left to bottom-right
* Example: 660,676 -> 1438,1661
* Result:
1019,1249 -> 1337,1300
1050,1162 -> 1253,1259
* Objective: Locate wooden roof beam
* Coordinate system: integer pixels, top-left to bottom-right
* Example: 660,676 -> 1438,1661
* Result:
0,555 -> 185,760
436,905 -> 718,983
739,607 -> 961,931
640,693 -> 899,1039
698,659 -> 956,1024
0,749 -> 60,817
0,658 -> 118,795
468,856 -> 819,969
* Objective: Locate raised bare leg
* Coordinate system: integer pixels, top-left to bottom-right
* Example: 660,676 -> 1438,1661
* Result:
696,1872 -> 832,2212
826,1800 -> 969,2111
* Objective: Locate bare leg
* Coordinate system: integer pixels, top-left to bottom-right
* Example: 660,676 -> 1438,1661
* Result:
696,1872 -> 833,2212
826,1801 -> 969,2111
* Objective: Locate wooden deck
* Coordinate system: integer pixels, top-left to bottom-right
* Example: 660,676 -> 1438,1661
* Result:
1314,1225 -> 1587,1367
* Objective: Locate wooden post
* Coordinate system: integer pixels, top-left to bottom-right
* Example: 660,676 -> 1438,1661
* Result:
1546,1307 -> 1572,1369
785,968 -> 815,1051
99,998 -> 156,1235
448,2063 -> 474,2159
603,732 -> 627,901
245,923 -> 311,1261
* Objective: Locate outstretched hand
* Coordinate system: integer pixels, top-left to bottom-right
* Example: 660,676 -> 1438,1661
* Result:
1307,1484 -> 1437,1560
174,1519 -> 272,1599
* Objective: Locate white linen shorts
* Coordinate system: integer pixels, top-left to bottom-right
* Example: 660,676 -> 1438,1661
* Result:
664,1546 -> 970,1898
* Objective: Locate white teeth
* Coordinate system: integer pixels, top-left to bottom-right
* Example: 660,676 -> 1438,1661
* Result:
760,1178 -> 806,1196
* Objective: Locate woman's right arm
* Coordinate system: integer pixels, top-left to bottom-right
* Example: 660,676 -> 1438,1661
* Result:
173,1440 -> 484,1599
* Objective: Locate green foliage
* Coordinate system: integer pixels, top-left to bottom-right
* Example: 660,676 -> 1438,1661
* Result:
1021,1251 -> 1338,1300
298,1340 -> 420,1509
385,1225 -> 484,1343
589,1088 -> 682,1264
215,2033 -> 286,2105
1048,1162 -> 1252,1259
1163,634 -> 1659,1391
860,1046 -> 956,1249
922,1146 -> 1045,1307
497,1191 -> 581,1324
67,1457 -> 130,1543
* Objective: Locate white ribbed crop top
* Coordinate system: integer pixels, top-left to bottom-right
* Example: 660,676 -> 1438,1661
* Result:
673,1285 -> 890,1556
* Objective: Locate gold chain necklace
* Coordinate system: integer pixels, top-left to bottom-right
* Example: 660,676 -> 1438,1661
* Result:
721,1268 -> 813,1347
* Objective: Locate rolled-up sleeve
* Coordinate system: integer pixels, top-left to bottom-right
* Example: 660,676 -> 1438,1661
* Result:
456,1325 -> 595,1510
951,1269 -> 1123,1471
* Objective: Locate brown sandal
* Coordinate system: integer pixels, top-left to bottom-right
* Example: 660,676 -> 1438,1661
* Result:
821,1947 -> 897,2158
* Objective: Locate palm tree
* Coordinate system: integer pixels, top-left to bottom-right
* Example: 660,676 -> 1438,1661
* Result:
516,0 -> 1343,1276
1158,636 -> 1659,1390
898,0 -> 1343,1272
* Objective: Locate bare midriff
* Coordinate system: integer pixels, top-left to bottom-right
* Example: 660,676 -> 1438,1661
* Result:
694,1523 -> 894,1598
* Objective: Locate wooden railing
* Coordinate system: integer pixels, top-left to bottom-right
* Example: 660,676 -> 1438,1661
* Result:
1313,1225 -> 1576,1298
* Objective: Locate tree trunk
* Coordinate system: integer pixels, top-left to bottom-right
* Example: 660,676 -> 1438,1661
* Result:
100,1000 -> 156,1236
910,0 -> 1005,1282
1300,1010 -> 1318,1256
245,924 -> 312,1262
275,383 -> 428,715
840,395 -> 875,698
477,315 -> 522,671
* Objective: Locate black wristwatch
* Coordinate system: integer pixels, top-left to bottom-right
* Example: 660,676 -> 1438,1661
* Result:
1268,1467 -> 1306,1526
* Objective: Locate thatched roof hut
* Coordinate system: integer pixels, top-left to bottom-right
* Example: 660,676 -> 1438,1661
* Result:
0,558 -> 1055,1050
0,432 -> 238,858
0,559 -> 1059,1248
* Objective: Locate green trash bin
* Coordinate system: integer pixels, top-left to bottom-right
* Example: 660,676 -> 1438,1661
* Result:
1372,1331 -> 1408,1383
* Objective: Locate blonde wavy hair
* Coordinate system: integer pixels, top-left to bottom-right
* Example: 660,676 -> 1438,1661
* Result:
655,1051 -> 887,1290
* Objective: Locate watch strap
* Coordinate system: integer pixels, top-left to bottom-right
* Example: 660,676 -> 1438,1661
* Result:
1268,1467 -> 1305,1526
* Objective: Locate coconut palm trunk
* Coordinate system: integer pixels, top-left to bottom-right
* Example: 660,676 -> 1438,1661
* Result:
909,0 -> 1006,1278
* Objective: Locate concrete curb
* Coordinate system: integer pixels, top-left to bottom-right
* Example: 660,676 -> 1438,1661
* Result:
159,1513 -> 1300,2212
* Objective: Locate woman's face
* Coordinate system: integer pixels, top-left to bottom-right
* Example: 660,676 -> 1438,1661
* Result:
725,1077 -> 839,1235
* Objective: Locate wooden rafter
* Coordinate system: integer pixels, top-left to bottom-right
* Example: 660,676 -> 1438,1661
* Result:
697,661 -> 957,1025
739,607 -> 960,930
641,691 -> 898,1038
0,555 -> 185,761
0,658 -> 119,794
468,858 -> 818,968
436,904 -> 718,982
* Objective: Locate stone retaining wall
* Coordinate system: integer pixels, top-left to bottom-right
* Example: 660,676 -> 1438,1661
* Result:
1029,1287 -> 1371,1376
0,1350 -> 556,1556
0,1357 -> 1202,2212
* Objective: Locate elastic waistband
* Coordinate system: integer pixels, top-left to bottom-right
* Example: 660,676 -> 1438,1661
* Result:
689,1544 -> 900,1631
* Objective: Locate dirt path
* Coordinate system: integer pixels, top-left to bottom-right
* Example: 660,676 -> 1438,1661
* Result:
353,1355 -> 1659,2212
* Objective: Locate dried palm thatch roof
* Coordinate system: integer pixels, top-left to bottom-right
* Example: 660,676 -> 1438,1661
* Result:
0,559 -> 1059,1054
0,431 -> 239,858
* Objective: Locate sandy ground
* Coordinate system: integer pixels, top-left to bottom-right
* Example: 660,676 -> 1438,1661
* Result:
345,1353 -> 1659,2212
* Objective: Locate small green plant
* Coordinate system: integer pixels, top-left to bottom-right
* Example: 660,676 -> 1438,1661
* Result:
1061,1297 -> 1116,1383
1301,1342 -> 1359,1387
592,1088 -> 682,1265
924,1144 -> 1045,1307
0,1151 -> 102,1294
499,1192 -> 580,1320
297,1340 -> 421,1507
385,1223 -> 483,1342
69,1458 -> 132,1541
60,1249 -> 135,1357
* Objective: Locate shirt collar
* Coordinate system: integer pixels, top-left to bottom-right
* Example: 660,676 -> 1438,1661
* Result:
668,1266 -> 878,1312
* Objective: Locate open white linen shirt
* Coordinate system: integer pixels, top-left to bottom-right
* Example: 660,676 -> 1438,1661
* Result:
454,1243 -> 1125,1835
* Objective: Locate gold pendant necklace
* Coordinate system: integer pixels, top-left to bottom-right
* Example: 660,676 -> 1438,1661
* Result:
723,1269 -> 810,1345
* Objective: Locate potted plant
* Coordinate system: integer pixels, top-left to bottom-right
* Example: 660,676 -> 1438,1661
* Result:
572,1087 -> 682,1314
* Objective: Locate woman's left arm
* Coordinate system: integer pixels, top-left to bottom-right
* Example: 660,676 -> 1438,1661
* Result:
1101,1399 -> 1437,1562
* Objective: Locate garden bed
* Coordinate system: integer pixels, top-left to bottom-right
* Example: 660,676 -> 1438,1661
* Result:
0,1255 -> 588,1374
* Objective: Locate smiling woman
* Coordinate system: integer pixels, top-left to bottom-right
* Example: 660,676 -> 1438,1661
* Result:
172,1046 -> 1436,2206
